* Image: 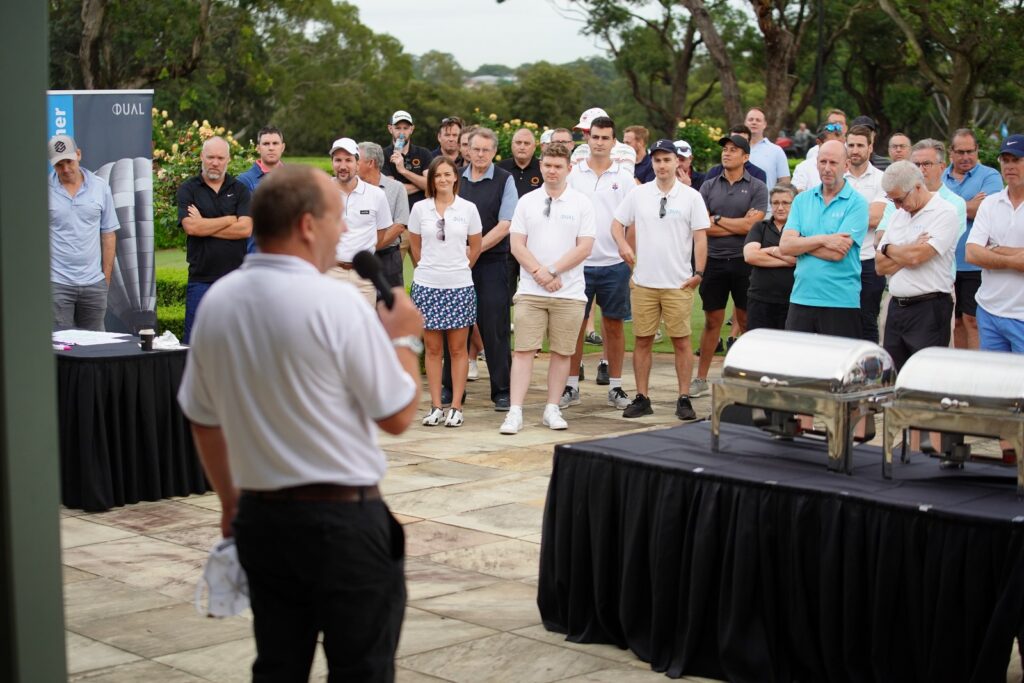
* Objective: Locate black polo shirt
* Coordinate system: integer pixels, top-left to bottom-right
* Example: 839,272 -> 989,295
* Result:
699,170 -> 769,259
634,153 -> 655,183
497,157 -> 543,197
382,143 -> 434,207
176,174 -> 251,284
744,218 -> 794,304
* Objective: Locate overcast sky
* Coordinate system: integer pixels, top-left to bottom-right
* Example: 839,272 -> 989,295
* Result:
350,0 -> 606,71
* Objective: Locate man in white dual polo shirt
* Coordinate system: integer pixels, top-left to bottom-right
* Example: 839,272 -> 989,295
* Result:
612,139 -> 709,421
874,161 -> 959,371
329,137 -> 393,306
178,164 -> 422,681
501,143 -> 596,434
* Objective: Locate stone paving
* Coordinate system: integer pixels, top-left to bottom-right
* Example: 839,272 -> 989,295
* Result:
61,350 -> 1022,681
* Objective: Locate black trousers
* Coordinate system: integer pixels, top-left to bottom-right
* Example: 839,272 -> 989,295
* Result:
377,246 -> 404,290
859,259 -> 886,343
443,255 -> 511,402
785,302 -> 861,338
233,495 -> 406,683
746,297 -> 789,331
883,294 -> 954,371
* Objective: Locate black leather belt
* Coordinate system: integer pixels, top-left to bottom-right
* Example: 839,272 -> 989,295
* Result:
243,483 -> 380,502
893,292 -> 950,307
377,245 -> 400,256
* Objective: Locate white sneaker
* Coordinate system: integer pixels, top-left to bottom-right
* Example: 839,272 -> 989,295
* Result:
542,405 -> 568,430
422,407 -> 444,426
467,359 -> 479,381
500,410 -> 523,435
444,408 -> 464,428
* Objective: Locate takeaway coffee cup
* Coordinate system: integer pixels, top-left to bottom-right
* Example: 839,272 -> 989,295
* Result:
139,328 -> 155,351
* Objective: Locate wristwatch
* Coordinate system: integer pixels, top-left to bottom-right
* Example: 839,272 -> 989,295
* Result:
392,335 -> 423,354
712,215 -> 721,225
547,265 -> 559,277
694,270 -> 704,278
880,243 -> 890,257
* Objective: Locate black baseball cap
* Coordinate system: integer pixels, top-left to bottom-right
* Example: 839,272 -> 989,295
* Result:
649,139 -> 678,156
718,134 -> 750,154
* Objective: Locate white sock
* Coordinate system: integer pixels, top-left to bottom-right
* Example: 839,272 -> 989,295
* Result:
545,403 -> 560,413
567,376 -> 579,390
610,378 -> 622,389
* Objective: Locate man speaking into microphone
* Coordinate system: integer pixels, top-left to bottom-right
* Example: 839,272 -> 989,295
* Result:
178,164 -> 422,682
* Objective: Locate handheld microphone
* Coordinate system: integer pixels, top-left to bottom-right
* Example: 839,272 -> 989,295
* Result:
352,251 -> 395,310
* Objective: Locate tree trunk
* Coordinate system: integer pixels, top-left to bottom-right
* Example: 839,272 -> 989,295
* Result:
945,54 -> 976,138
678,0 -> 743,126
79,0 -> 106,90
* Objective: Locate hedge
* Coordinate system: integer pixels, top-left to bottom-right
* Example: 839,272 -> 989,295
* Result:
156,265 -> 187,340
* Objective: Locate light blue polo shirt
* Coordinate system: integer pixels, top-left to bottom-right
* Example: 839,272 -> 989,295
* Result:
48,168 -> 119,286
784,181 -> 868,308
942,163 -> 1003,272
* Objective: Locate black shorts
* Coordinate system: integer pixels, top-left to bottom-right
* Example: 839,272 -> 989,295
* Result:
954,271 -> 982,318
699,256 -> 751,312
785,303 -> 861,339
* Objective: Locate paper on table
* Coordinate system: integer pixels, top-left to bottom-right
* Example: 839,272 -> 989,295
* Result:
52,329 -> 133,346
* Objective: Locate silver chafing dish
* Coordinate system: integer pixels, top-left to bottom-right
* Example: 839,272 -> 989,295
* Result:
881,347 -> 1024,494
711,329 -> 895,473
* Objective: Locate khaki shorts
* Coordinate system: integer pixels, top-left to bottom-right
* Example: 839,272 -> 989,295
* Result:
327,266 -> 377,308
630,283 -> 694,338
513,294 -> 586,355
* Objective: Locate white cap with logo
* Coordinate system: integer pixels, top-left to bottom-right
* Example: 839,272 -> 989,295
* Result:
328,137 -> 359,157
574,107 -> 609,131
48,134 -> 79,164
390,110 -> 414,125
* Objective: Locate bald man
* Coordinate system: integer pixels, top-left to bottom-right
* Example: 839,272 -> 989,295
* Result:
178,136 -> 253,342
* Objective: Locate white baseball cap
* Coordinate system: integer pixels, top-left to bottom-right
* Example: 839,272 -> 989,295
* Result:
328,137 -> 359,157
674,140 -> 693,158
575,107 -> 609,131
540,129 -> 553,144
48,134 -> 79,164
390,110 -> 414,125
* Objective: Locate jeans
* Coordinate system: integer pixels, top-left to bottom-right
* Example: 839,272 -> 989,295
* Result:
52,280 -> 108,331
234,495 -> 406,683
184,281 -> 212,344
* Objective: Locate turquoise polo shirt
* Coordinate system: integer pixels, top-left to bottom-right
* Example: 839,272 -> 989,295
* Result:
784,181 -> 868,308
942,163 -> 1003,272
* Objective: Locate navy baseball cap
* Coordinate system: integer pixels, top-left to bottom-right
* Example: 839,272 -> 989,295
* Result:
718,134 -> 750,154
650,139 -> 677,156
1000,134 -> 1024,157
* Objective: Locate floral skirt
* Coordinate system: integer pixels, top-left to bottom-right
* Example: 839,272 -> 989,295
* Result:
410,283 -> 477,331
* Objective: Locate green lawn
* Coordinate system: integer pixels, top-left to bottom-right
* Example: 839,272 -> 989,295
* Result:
289,156 -> 333,172
154,250 -> 736,355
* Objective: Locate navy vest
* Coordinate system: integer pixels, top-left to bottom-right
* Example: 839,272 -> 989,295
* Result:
459,165 -> 512,259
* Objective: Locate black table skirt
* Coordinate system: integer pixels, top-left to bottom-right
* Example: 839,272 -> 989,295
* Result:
57,342 -> 209,511
537,421 -> 1024,682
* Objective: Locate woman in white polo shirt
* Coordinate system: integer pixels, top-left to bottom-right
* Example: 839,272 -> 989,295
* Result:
409,157 -> 483,427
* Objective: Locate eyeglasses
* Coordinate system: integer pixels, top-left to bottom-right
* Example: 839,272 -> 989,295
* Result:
913,161 -> 938,168
659,196 -> 667,219
543,196 -> 552,218
888,192 -> 910,207
952,148 -> 978,156
436,218 -> 446,241
770,200 -> 793,207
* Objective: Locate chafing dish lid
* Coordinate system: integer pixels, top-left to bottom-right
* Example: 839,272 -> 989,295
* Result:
721,329 -> 894,391
895,347 -> 1024,401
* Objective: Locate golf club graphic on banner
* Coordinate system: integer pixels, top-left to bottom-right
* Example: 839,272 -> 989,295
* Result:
48,90 -> 156,333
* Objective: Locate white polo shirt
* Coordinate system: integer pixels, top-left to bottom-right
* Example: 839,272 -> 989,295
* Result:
844,164 -> 888,260
570,141 -> 637,177
613,179 -> 710,288
408,196 -> 482,289
336,178 -> 393,262
510,185 -> 596,301
966,189 -> 1024,320
877,193 -> 959,297
567,159 -> 635,267
791,156 -> 820,192
178,254 -> 418,490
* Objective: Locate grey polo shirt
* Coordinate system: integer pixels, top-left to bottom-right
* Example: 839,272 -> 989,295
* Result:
377,173 -> 410,248
699,171 -> 768,259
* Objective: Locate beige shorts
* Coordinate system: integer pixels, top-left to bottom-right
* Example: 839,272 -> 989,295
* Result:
513,294 -> 586,355
327,266 -> 377,309
630,283 -> 694,338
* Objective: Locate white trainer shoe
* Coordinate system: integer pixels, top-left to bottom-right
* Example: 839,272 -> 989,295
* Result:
468,359 -> 479,381
422,407 -> 444,426
500,410 -> 523,435
542,405 -> 568,430
444,408 -> 464,428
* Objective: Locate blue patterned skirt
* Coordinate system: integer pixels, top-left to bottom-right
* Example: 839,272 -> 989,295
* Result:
410,283 -> 477,331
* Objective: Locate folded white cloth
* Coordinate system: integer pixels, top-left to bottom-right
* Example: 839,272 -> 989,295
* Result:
153,330 -> 183,350
195,537 -> 249,618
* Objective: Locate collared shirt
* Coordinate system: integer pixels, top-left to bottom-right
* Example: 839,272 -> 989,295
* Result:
966,188 -> 1024,319
510,186 -> 596,301
749,138 -> 790,190
784,181 -> 869,309
382,142 -> 434,206
459,164 -> 518,260
178,253 -> 417,489
176,174 -> 252,283
699,170 -> 769,259
943,162 -> 1004,272
567,159 -> 636,267
48,168 -> 119,286
376,174 -> 410,248
498,156 -> 544,197
745,219 -> 794,304
844,163 -> 888,260
237,161 -> 279,254
877,193 -> 959,297
613,179 -> 710,288
336,177 -> 393,262
879,186 -> 966,278
704,161 -> 768,187
633,153 -> 655,183
571,142 -> 637,176
409,195 -> 482,289
791,156 -> 820,192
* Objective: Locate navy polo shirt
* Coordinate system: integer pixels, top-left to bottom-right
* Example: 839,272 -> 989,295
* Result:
177,174 -> 251,283
497,156 -> 543,197
634,153 -> 655,183
382,143 -> 434,206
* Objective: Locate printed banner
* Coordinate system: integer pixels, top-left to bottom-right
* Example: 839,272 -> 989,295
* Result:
48,90 -> 155,333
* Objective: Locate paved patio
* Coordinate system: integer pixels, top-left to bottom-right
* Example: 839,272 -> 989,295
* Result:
60,350 -> 1022,681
